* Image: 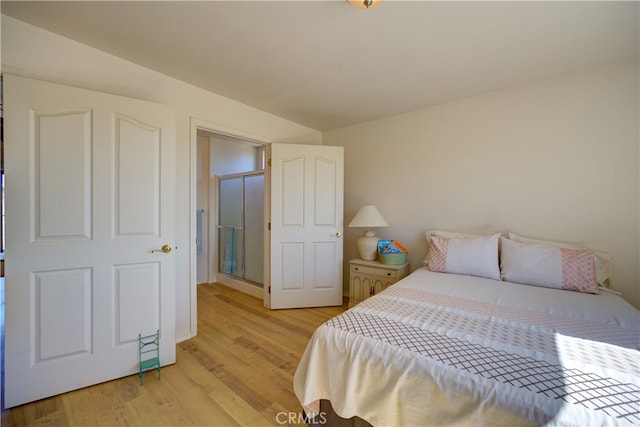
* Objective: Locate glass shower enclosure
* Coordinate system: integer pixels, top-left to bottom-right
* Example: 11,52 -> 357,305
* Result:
217,171 -> 264,286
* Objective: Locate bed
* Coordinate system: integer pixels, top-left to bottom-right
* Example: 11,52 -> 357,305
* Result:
294,232 -> 640,426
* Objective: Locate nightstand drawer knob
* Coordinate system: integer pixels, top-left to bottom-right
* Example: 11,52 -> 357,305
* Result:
387,272 -> 391,276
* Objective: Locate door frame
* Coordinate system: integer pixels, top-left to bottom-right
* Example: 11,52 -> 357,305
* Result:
188,118 -> 270,337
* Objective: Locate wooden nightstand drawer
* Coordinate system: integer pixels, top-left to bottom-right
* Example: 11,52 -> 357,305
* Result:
348,259 -> 409,308
350,264 -> 397,279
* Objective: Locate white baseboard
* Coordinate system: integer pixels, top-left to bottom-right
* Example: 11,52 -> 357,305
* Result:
216,274 -> 264,299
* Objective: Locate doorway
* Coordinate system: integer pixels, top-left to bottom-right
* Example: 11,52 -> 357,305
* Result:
189,119 -> 344,337
196,130 -> 266,299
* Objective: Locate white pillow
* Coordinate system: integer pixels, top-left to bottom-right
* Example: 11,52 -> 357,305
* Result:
423,230 -> 484,266
508,232 -> 612,285
500,237 -> 599,294
427,233 -> 501,281
425,230 -> 483,240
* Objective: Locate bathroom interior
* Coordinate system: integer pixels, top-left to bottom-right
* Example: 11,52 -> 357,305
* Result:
196,130 -> 266,298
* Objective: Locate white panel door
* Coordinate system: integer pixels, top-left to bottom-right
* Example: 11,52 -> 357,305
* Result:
268,143 -> 344,309
4,75 -> 176,407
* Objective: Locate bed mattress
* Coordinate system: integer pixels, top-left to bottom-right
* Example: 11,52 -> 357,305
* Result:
294,268 -> 640,426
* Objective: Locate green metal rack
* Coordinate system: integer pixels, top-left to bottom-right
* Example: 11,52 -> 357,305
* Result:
138,330 -> 160,385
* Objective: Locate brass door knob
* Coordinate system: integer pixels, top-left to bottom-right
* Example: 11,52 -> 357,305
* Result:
151,244 -> 172,254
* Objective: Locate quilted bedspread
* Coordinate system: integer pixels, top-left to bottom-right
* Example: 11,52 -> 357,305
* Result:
294,268 -> 640,426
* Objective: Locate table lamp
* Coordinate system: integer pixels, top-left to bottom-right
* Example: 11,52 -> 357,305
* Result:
348,205 -> 389,261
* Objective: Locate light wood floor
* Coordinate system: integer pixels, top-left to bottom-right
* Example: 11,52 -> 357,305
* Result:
2,283 -> 348,427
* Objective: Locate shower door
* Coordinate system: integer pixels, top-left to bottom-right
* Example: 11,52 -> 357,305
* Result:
218,172 -> 264,286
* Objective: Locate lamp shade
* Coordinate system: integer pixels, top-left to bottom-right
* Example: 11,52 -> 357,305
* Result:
348,205 -> 388,260
348,205 -> 389,228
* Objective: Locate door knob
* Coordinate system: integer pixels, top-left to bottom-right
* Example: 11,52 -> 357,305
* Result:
151,244 -> 172,254
336,232 -> 342,237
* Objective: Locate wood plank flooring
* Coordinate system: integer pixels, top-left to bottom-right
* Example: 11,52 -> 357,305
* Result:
2,283 -> 348,427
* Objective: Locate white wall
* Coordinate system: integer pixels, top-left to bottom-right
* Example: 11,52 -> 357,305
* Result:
210,134 -> 262,177
2,16 -> 322,341
325,61 -> 640,309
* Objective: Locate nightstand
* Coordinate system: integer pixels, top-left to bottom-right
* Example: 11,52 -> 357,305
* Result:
348,258 -> 409,308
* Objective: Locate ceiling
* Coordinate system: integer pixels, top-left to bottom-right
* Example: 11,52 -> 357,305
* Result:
2,1 -> 638,131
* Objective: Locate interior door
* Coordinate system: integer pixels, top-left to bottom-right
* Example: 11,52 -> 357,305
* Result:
267,143 -> 344,309
4,75 -> 176,407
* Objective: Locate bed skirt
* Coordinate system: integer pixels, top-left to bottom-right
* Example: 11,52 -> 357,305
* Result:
306,400 -> 372,427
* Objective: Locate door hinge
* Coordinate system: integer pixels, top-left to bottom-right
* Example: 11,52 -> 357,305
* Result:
268,222 -> 271,231
268,158 -> 272,167
268,286 -> 271,294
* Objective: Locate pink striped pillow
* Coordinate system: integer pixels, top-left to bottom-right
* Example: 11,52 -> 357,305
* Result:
427,236 -> 448,273
427,233 -> 501,280
561,248 -> 599,293
500,238 -> 599,294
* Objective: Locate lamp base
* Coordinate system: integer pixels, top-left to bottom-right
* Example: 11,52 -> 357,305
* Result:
356,230 -> 379,261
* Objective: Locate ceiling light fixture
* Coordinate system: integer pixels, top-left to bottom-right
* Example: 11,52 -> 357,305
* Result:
348,0 -> 382,10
